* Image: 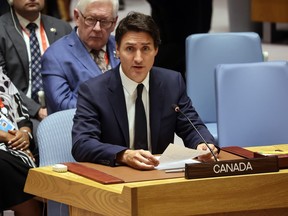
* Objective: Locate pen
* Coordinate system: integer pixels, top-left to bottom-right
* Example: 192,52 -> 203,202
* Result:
165,168 -> 185,173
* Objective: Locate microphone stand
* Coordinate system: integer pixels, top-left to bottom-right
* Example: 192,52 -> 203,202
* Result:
172,104 -> 218,161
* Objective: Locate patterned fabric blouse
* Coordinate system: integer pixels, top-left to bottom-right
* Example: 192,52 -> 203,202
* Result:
0,67 -> 35,167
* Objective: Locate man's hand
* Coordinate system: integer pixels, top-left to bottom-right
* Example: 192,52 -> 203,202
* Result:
197,143 -> 219,162
38,107 -> 47,120
117,149 -> 159,170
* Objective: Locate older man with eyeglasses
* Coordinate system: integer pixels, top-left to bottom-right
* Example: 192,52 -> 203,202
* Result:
40,0 -> 120,114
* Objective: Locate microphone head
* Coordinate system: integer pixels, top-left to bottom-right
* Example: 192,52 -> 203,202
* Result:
37,90 -> 44,97
171,104 -> 180,112
37,90 -> 46,108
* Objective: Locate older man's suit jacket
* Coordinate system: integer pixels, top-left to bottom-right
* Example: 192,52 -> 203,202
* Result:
0,11 -> 72,117
72,65 -> 215,166
40,29 -> 120,114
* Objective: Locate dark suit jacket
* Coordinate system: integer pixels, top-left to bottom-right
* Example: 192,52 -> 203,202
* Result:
41,28 -> 120,114
0,11 -> 72,117
72,65 -> 215,166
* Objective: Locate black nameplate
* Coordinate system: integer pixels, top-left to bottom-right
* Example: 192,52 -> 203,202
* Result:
185,156 -> 279,179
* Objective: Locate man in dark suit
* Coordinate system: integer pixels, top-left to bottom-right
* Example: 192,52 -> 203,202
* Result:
40,0 -> 120,114
0,0 -> 72,158
72,12 -> 219,170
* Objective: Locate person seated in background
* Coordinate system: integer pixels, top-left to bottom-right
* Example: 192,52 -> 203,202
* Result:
0,0 -> 72,156
41,0 -> 120,114
72,12 -> 219,170
0,66 -> 42,215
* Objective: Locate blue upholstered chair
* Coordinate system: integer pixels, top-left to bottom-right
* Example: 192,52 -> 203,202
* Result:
185,32 -> 264,142
215,61 -> 288,147
37,108 -> 76,216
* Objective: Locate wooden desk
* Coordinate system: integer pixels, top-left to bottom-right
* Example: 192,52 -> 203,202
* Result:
246,144 -> 288,153
25,151 -> 288,216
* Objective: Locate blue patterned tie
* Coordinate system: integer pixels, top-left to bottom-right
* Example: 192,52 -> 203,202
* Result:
27,23 -> 43,103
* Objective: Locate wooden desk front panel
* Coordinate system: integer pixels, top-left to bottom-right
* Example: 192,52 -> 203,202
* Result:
133,171 -> 288,215
24,167 -> 132,216
251,0 -> 288,23
25,166 -> 288,216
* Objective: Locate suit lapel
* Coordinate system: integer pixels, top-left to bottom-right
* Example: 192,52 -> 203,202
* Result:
106,37 -> 120,68
149,69 -> 165,152
107,68 -> 130,146
68,30 -> 102,75
6,14 -> 29,78
41,15 -> 57,44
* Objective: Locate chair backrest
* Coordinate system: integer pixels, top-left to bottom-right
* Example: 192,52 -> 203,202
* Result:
185,32 -> 263,123
37,108 -> 76,166
216,61 -> 288,147
37,108 -> 76,216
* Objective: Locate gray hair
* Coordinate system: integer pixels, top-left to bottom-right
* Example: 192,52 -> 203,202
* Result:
76,0 -> 119,18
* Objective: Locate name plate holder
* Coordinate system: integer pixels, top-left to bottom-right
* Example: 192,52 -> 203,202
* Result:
185,156 -> 279,179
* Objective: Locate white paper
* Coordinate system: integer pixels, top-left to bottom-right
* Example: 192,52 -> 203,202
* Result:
155,143 -> 208,170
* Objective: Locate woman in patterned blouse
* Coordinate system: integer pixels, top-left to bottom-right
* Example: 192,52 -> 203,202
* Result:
0,66 -> 42,215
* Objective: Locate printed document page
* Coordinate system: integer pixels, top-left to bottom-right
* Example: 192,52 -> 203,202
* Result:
155,143 -> 208,170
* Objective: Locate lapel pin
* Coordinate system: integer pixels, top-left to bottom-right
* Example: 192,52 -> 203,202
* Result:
50,28 -> 57,33
113,50 -> 118,58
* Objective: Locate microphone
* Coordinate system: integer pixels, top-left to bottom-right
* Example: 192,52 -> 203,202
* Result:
37,91 -> 46,108
172,104 -> 218,161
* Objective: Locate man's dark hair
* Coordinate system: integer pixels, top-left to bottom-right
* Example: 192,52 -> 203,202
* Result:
115,11 -> 161,48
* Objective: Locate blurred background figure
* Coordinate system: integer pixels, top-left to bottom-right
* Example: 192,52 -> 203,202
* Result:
146,0 -> 213,80
0,0 -> 10,16
43,0 -> 60,18
119,0 -> 125,10
44,0 -> 72,21
57,0 -> 72,21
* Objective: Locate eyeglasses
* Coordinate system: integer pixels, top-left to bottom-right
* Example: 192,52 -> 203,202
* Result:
79,11 -> 115,29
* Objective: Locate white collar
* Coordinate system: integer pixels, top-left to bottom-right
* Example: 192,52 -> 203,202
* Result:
119,65 -> 150,96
